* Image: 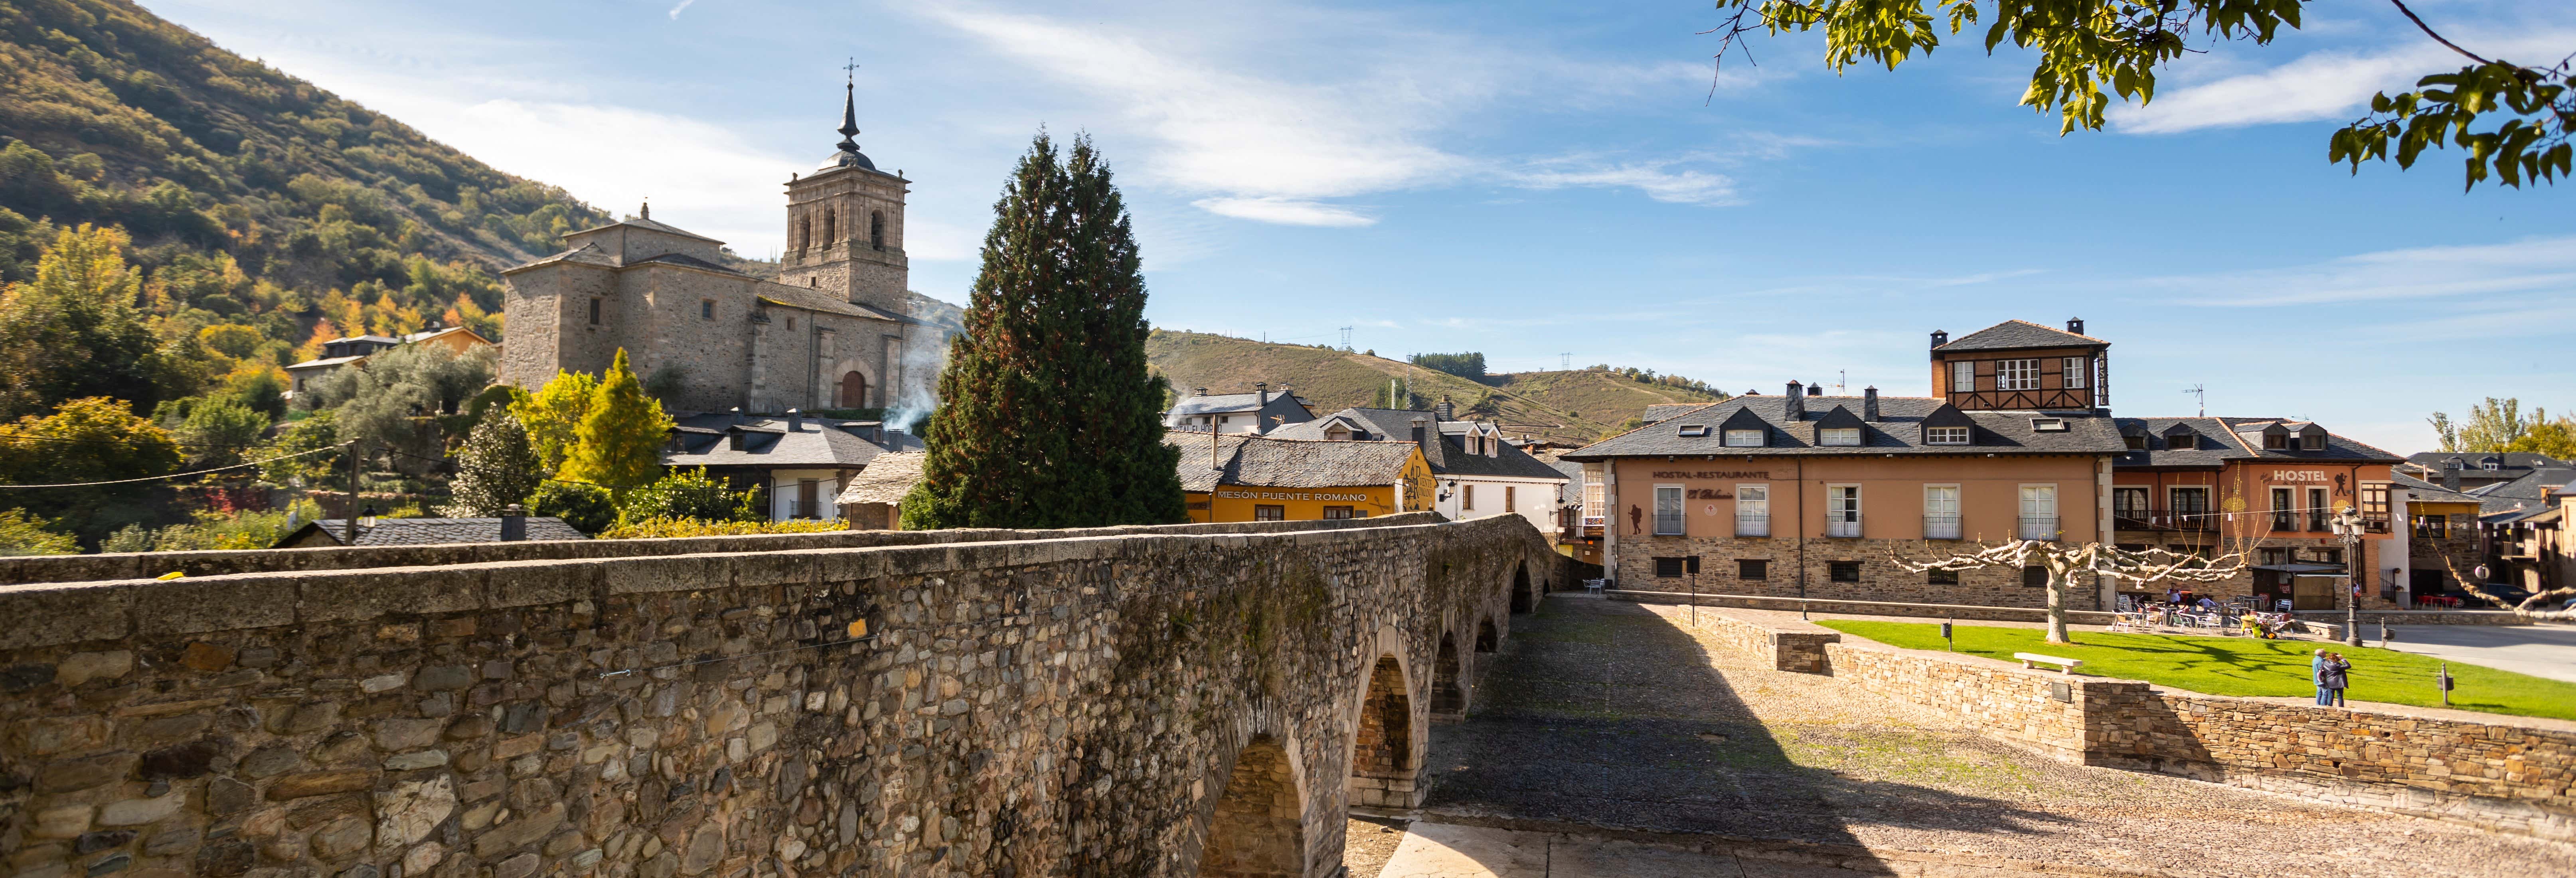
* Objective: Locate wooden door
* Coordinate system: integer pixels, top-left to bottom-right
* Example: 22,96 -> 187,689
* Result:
838,371 -> 868,408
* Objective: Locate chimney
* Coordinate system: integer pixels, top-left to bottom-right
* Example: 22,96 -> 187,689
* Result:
2067,317 -> 2085,335
1194,387 -> 1208,398
729,406 -> 744,427
1807,383 -> 1823,397
1785,381 -> 1804,421
1436,395 -> 1454,421
1257,382 -> 1269,405
1411,416 -> 1431,455
1930,329 -> 1948,348
2443,459 -> 2461,491
499,503 -> 527,542
1863,387 -> 1880,422
786,408 -> 803,431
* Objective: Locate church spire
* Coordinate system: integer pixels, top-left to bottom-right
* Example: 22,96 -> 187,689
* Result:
835,63 -> 861,154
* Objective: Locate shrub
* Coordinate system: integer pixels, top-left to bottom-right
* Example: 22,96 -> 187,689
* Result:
0,509 -> 79,555
529,480 -> 613,534
599,517 -> 844,540
616,467 -> 757,525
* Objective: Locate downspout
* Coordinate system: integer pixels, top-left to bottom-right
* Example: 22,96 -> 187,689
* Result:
1796,457 -> 1806,600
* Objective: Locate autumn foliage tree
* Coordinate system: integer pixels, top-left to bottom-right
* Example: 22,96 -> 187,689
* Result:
904,133 -> 1185,529
559,349 -> 672,492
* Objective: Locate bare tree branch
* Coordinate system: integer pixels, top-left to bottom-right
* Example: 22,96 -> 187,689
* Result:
2387,0 -> 2494,66
2440,555 -> 2576,621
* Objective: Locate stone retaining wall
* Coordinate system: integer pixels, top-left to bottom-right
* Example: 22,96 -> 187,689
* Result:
1609,590 -> 2117,626
1683,610 -> 2576,841
1666,607 -> 1837,674
0,514 -> 1566,878
2292,610 -> 2534,627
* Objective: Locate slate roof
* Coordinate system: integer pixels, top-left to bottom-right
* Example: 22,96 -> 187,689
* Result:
1934,319 -> 2107,353
1168,433 -> 1254,492
2469,467 -> 2576,515
2391,472 -> 2487,507
756,284 -> 916,324
562,215 -> 725,243
833,452 -> 928,505
284,355 -> 365,371
2403,451 -> 2566,476
1164,391 -> 1315,423
1196,436 -> 1422,489
664,415 -> 921,469
281,517 -> 589,547
1270,408 -> 1567,481
1642,403 -> 1715,424
512,242 -> 621,272
1563,395 -> 2126,460
2212,418 -> 2405,463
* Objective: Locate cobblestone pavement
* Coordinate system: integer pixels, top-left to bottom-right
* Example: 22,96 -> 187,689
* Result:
1408,595 -> 2574,878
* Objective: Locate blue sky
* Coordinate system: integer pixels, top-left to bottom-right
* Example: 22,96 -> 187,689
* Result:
148,0 -> 2574,452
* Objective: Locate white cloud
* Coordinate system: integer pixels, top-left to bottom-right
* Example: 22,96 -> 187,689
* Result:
914,4 -> 1767,225
2113,31 -> 2576,134
2143,235 -> 2576,306
1192,197 -> 1377,227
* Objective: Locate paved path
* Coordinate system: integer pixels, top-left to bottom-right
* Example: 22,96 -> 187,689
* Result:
1376,822 -> 2078,878
2376,623 -> 2576,683
1386,595 -> 2572,878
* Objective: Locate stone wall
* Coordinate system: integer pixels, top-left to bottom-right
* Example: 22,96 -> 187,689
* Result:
0,515 -> 1448,587
1663,607 -> 1837,674
1614,535 -> 2086,610
1682,611 -> 2576,841
1608,591 -> 2116,626
0,514 -> 1565,878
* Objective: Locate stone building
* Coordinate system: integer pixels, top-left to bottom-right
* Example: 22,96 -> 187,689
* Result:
1270,401 -> 1569,533
1163,383 -> 1316,434
497,82 -> 945,415
1564,319 -> 2130,608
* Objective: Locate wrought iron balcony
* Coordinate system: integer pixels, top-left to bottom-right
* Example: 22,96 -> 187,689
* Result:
1735,514 -> 1769,537
1923,514 -> 1961,540
1825,515 -> 1863,538
2017,515 -> 2060,541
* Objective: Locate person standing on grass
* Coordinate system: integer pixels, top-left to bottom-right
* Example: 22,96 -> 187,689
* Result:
2322,652 -> 2352,708
2312,649 -> 2331,706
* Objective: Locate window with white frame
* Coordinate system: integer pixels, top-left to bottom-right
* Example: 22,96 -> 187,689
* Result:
2062,357 -> 2088,389
1723,429 -> 1764,447
2017,484 -> 2058,540
1735,484 -> 1769,537
1653,485 -> 1685,535
1923,484 -> 1960,539
1825,485 -> 1862,537
1950,360 -> 1975,393
1819,427 -> 1861,446
1998,359 -> 2040,391
1926,426 -> 1968,445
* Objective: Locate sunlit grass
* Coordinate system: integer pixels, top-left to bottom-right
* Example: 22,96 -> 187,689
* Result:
1816,621 -> 2576,722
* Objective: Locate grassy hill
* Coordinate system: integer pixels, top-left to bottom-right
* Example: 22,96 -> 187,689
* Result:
1146,329 -> 1725,444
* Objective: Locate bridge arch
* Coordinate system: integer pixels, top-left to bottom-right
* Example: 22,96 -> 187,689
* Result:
1429,631 -> 1465,720
1348,636 -> 1420,810
1475,617 -> 1498,653
1196,733 -> 1307,878
1510,560 -> 1534,613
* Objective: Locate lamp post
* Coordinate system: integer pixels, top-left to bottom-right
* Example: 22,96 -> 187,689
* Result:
2331,504 -> 2364,647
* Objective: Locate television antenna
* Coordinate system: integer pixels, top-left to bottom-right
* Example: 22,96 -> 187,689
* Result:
2183,384 -> 2205,417
1836,370 -> 1847,395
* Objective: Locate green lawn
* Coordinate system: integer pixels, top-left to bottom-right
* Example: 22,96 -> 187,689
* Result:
1815,621 -> 2576,722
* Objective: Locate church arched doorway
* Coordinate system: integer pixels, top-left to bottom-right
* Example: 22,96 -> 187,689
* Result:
1197,735 -> 1304,877
838,371 -> 868,409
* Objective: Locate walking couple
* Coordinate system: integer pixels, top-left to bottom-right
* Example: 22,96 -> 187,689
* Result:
2312,649 -> 2351,707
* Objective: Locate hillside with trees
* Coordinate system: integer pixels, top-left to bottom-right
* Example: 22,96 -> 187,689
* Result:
1146,329 -> 1726,445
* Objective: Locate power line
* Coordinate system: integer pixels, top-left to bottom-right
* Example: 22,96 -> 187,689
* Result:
0,442 -> 351,490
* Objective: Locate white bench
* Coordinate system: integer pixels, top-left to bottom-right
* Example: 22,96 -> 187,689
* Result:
2014,652 -> 2082,674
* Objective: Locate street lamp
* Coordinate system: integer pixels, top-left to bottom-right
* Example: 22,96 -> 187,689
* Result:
2330,504 -> 2364,647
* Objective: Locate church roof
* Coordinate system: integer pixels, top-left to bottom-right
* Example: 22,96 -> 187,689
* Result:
559,213 -> 725,245
513,242 -> 620,272
756,283 -> 918,324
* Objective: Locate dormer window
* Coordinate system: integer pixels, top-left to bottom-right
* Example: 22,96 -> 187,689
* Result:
1677,424 -> 1709,437
2263,432 -> 2287,450
2300,434 -> 2326,451
2030,418 -> 2067,432
1926,426 -> 1969,445
2124,434 -> 2146,450
2481,458 -> 2501,471
2169,433 -> 2195,450
1723,429 -> 1764,447
1819,427 -> 1861,446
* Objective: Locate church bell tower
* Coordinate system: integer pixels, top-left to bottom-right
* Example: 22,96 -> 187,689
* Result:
778,77 -> 910,316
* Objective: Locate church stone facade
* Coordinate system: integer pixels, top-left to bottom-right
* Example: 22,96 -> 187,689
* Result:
498,83 -> 943,415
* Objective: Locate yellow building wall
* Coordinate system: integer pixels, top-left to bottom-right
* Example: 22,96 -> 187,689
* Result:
1186,485 -> 1400,523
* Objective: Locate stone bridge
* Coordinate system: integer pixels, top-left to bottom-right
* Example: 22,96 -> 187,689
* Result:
0,513 -> 1569,878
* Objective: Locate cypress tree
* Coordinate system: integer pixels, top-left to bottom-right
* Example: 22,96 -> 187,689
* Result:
903,133 -> 1184,529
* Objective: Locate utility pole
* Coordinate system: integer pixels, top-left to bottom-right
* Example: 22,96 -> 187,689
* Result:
342,440 -> 360,545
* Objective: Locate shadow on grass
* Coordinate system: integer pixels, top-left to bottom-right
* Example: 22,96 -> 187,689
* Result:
1417,596 -> 2081,852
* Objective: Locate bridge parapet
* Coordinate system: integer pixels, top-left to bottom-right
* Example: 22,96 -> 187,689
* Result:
0,514 -> 1565,878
